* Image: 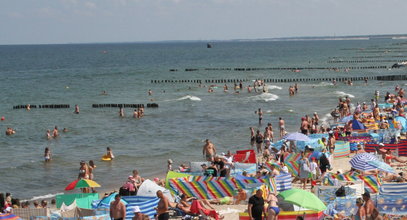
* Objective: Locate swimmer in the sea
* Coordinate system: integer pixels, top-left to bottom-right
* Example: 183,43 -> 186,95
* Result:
74,105 -> 79,114
26,104 -> 31,111
148,89 -> 153,96
5,127 -> 16,136
46,129 -> 52,139
52,126 -> 59,138
119,107 -> 124,117
44,147 -> 51,162
106,147 -> 115,159
63,128 -> 68,132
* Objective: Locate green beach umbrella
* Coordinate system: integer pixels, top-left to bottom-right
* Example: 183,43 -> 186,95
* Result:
279,188 -> 326,211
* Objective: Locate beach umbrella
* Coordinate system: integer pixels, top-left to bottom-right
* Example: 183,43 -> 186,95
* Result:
283,132 -> 310,142
367,160 -> 395,173
279,188 -> 326,211
340,115 -> 353,123
395,116 -> 407,130
0,213 -> 22,220
349,153 -> 377,171
95,192 -> 127,209
65,179 -> 101,191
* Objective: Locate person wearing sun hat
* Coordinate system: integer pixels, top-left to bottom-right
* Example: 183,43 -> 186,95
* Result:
132,206 -> 143,220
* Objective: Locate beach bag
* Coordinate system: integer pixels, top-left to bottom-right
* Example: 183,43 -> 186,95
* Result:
335,186 -> 346,197
302,161 -> 311,173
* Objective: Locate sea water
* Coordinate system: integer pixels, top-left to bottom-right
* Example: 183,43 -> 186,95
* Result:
0,39 -> 406,200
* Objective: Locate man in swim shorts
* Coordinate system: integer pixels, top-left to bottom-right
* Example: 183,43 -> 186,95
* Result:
203,139 -> 216,162
156,190 -> 169,220
110,194 -> 126,220
279,117 -> 285,138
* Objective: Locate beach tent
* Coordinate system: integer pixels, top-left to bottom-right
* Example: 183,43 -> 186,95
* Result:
352,119 -> 366,130
137,179 -> 174,202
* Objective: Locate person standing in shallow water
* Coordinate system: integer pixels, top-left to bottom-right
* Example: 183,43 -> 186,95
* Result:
256,108 -> 263,124
74,105 -> 79,114
203,139 -> 216,162
44,147 -> 51,162
52,126 -> 59,138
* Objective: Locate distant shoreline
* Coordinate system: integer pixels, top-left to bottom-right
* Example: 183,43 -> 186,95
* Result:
2,33 -> 407,46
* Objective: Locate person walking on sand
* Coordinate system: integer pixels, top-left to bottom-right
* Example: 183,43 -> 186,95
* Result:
279,117 -> 285,138
110,194 -> 126,220
266,192 -> 279,220
203,139 -> 216,162
248,189 -> 266,220
155,190 -> 169,220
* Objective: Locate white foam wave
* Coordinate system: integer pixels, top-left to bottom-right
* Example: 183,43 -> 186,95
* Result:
176,95 -> 201,101
267,85 -> 282,90
335,91 -> 355,98
250,93 -> 279,102
27,192 -> 63,201
320,113 -> 332,126
310,82 -> 334,87
164,95 -> 202,102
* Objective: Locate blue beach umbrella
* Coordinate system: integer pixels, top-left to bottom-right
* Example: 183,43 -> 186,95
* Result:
340,115 -> 353,123
283,132 -> 310,142
349,153 -> 377,171
395,116 -> 407,131
368,160 -> 395,173
95,192 -> 128,209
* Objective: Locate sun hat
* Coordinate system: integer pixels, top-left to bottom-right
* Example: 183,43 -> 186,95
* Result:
133,206 -> 141,213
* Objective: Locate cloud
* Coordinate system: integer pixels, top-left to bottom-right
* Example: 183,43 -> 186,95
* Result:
84,1 -> 96,9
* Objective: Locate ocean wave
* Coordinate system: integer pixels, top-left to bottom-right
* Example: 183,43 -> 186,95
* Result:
267,85 -> 282,90
26,193 -> 64,202
320,113 -> 332,126
249,93 -> 279,102
335,91 -> 355,98
309,82 -> 334,87
176,95 -> 201,101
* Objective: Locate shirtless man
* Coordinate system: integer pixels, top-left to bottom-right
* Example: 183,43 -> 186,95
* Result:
203,139 -> 216,162
119,107 -> 124,117
148,89 -> 152,96
300,117 -> 308,135
264,127 -> 273,142
156,190 -> 169,220
250,127 -> 255,147
46,129 -> 52,139
362,191 -> 378,220
110,194 -> 126,220
52,126 -> 59,138
279,117 -> 285,138
74,105 -> 80,114
257,108 -> 263,124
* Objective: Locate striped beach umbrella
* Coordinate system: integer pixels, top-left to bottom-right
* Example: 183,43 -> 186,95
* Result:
368,160 -> 395,173
349,153 -> 377,171
65,179 -> 101,190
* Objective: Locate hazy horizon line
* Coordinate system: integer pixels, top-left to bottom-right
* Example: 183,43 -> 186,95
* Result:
1,33 -> 407,46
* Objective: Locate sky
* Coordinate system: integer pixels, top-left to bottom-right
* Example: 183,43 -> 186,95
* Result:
1,0 -> 407,45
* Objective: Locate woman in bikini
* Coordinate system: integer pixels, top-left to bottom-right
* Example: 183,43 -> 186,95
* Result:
266,193 -> 279,220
